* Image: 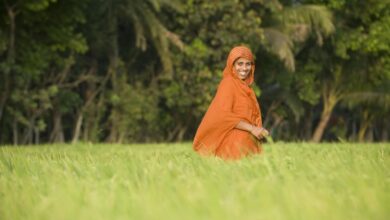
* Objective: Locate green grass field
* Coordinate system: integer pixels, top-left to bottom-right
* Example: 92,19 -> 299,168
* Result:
0,143 -> 389,220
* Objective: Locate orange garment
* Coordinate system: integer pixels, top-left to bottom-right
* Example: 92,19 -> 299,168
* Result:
193,46 -> 263,160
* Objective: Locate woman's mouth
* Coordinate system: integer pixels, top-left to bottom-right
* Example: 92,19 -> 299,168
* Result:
238,71 -> 248,76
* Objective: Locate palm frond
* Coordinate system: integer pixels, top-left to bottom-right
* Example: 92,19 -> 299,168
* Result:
122,0 -> 184,72
158,0 -> 184,12
260,4 -> 334,71
276,5 -> 335,45
343,91 -> 390,109
263,28 -> 295,71
128,12 -> 147,50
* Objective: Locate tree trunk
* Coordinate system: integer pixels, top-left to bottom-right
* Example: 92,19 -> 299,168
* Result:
311,108 -> 332,142
358,110 -> 370,142
71,62 -> 106,144
176,126 -> 188,142
34,127 -> 40,144
82,116 -> 90,142
0,81 -> 10,124
71,112 -> 83,144
311,88 -> 340,142
12,119 -> 18,145
167,121 -> 183,142
106,111 -> 119,142
83,94 -> 105,142
118,132 -> 125,144
50,109 -> 64,143
302,110 -> 313,141
22,118 -> 34,145
381,123 -> 388,141
366,127 -> 374,142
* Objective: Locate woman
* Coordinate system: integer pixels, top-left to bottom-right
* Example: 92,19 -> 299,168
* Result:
193,46 -> 269,160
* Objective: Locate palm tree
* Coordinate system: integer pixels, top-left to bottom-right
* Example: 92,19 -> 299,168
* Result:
122,0 -> 183,71
261,1 -> 335,71
256,1 -> 335,141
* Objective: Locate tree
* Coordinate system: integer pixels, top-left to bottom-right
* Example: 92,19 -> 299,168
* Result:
0,0 -> 88,144
299,0 -> 390,142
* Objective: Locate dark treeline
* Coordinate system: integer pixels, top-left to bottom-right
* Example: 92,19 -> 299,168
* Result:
0,0 -> 389,145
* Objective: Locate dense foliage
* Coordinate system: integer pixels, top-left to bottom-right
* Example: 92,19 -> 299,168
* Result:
0,0 -> 389,144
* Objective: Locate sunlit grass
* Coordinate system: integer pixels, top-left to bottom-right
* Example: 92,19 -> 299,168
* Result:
0,143 -> 389,220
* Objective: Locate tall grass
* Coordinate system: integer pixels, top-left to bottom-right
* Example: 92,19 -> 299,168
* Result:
0,143 -> 389,220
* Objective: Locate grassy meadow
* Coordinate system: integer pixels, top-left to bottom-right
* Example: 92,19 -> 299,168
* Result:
0,142 -> 389,220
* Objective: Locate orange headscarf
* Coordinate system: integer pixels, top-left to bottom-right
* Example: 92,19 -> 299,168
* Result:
193,46 -> 262,160
223,45 -> 255,85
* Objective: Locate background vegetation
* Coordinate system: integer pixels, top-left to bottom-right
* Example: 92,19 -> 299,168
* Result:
1,0 -> 389,144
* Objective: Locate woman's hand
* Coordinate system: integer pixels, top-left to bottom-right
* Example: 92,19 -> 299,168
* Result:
250,126 -> 269,140
235,121 -> 269,140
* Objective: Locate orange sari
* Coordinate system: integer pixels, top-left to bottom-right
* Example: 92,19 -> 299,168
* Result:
193,46 -> 263,160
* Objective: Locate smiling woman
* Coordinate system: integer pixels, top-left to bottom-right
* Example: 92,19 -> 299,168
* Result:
193,46 -> 269,160
234,57 -> 252,80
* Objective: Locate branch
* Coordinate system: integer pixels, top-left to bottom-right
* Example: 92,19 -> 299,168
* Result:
59,74 -> 96,89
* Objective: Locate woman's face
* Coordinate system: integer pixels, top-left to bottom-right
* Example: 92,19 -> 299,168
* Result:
233,57 -> 252,80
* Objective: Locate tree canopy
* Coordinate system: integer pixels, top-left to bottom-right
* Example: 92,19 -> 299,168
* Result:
0,0 -> 389,144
